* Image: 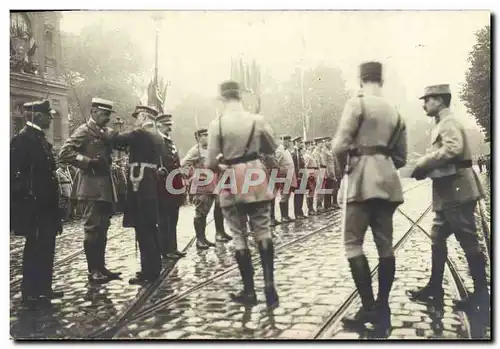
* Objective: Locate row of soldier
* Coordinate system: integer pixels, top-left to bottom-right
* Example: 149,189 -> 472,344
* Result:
11,61 -> 489,337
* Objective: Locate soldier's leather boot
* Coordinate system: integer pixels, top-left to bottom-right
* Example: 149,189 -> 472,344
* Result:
216,230 -> 233,242
258,238 -> 279,309
453,252 -> 489,312
230,249 -> 258,306
88,270 -> 111,284
342,255 -> 377,329
279,202 -> 292,223
97,237 -> 122,280
83,240 -> 94,274
270,200 -> 280,226
374,256 -> 396,335
194,219 -> 209,250
306,198 -> 317,216
407,245 -> 445,308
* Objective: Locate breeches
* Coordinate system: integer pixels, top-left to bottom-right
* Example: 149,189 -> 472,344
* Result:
430,201 -> 481,255
344,199 -> 397,259
221,201 -> 272,250
193,194 -> 216,221
83,200 -> 113,243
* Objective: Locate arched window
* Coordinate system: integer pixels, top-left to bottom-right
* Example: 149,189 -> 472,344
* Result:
45,30 -> 54,58
10,13 -> 31,39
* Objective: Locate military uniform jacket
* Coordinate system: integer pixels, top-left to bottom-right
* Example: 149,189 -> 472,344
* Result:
414,108 -> 483,211
59,120 -> 116,202
111,128 -> 163,228
322,148 -> 338,179
11,125 -> 62,237
158,136 -> 185,206
332,93 -> 407,204
275,145 -> 298,187
181,144 -> 218,195
291,147 -> 305,179
205,101 -> 277,207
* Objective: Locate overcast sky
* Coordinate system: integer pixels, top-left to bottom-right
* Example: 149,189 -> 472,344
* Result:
60,10 -> 489,126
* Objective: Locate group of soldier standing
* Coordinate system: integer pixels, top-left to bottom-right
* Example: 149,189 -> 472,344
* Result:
11,60 -> 489,337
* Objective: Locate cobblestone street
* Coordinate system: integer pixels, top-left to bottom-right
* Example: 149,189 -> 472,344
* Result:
10,178 -> 491,340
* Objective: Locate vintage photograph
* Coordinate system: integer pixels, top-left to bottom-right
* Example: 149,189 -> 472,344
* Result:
9,10 -> 491,340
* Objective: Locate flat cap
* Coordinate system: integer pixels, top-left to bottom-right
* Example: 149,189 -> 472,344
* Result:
132,105 -> 158,118
23,100 -> 54,114
92,98 -> 116,113
419,84 -> 451,99
360,61 -> 382,80
194,128 -> 208,139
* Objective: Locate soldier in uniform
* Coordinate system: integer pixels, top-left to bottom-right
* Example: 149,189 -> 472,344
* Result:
332,62 -> 407,331
107,105 -> 163,284
323,136 -> 340,210
156,113 -> 188,260
59,98 -> 121,284
312,137 -> 326,213
303,140 -> 318,216
205,80 -> 279,309
11,100 -> 64,304
291,136 -> 306,219
182,129 -> 230,249
407,84 -> 488,312
271,135 -> 297,225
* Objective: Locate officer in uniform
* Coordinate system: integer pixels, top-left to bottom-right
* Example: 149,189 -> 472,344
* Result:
313,137 -> 326,213
205,80 -> 279,309
182,129 -> 229,249
156,113 -> 188,260
59,98 -> 121,284
303,140 -> 318,215
323,136 -> 340,210
108,105 -> 163,284
271,135 -> 296,224
291,136 -> 306,219
11,100 -> 64,304
332,62 -> 407,332
407,84 -> 488,312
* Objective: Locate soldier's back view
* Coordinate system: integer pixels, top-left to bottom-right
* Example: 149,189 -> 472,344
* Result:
332,62 -> 407,334
206,81 -> 279,309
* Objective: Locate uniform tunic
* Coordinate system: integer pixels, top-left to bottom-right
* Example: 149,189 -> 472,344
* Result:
11,124 -> 62,296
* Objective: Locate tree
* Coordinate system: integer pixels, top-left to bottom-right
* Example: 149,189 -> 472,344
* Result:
61,20 -> 148,133
460,25 -> 491,141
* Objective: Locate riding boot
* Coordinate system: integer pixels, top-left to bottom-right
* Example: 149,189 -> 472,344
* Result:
306,197 -> 316,216
454,251 -> 489,311
84,240 -> 95,274
342,255 -> 376,329
194,218 -> 209,250
270,199 -> 280,226
279,201 -> 292,223
98,233 -> 121,279
214,204 -> 231,242
407,245 -> 445,307
294,192 -> 305,219
257,238 -> 279,309
375,256 -> 395,332
230,249 -> 257,306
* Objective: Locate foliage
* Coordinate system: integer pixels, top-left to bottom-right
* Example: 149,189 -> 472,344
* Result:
460,25 -> 491,141
61,20 -> 147,133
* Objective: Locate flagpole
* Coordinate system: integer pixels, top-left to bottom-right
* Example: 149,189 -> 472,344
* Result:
152,13 -> 164,112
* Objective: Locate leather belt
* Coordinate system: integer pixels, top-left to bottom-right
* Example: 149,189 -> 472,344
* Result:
320,165 -> 327,168
224,152 -> 260,165
308,167 -> 319,169
349,145 -> 391,157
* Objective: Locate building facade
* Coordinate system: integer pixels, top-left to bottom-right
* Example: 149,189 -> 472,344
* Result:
10,11 -> 69,149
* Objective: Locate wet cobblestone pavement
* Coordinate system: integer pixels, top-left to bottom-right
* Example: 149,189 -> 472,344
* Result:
11,178 -> 489,340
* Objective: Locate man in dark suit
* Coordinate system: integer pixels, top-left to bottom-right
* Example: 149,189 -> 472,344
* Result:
11,100 -> 64,304
291,136 -> 306,219
59,98 -> 121,284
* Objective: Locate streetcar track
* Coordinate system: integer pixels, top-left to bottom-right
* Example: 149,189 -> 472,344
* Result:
313,204 -> 432,339
101,181 -> 428,338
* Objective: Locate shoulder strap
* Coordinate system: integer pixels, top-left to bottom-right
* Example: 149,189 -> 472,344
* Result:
386,113 -> 402,150
243,120 -> 256,156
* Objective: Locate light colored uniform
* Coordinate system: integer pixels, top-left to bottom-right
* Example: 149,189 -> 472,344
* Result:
332,92 -> 407,258
205,101 -> 278,250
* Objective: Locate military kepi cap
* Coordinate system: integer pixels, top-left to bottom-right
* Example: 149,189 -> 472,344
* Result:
156,113 -> 172,125
194,128 -> 208,139
92,98 -> 116,113
360,61 -> 382,80
292,136 -> 302,143
219,80 -> 241,99
280,135 -> 292,141
304,140 -> 313,146
23,100 -> 54,114
419,84 -> 451,100
132,105 -> 158,118
314,137 -> 324,144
